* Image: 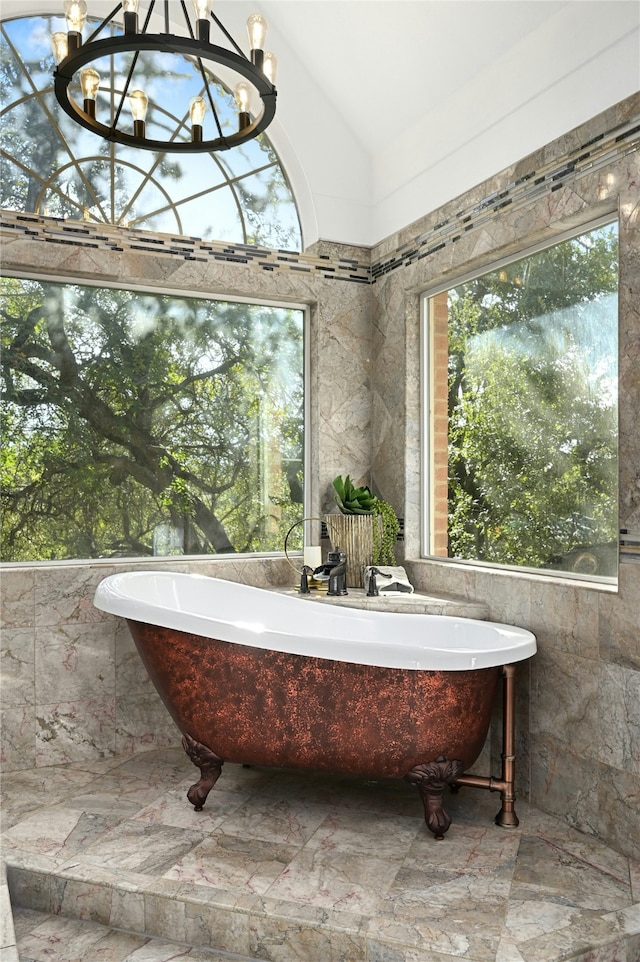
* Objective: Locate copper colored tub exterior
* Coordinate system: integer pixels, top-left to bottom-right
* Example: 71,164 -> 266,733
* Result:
127,620 -> 499,779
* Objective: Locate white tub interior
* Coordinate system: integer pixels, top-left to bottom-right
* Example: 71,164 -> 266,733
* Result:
94,570 -> 537,671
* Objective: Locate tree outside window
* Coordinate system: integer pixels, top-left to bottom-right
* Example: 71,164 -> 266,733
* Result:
1,278 -> 305,561
425,220 -> 619,578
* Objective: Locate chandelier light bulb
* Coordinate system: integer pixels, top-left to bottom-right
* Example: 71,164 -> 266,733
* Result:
193,0 -> 212,20
80,66 -> 100,119
189,95 -> 207,126
190,95 -> 206,143
263,51 -> 277,85
51,31 -> 69,63
247,14 -> 267,49
80,66 -> 100,99
123,0 -> 140,33
247,14 -> 267,68
192,0 -> 211,40
129,88 -> 148,121
235,82 -> 252,131
64,0 -> 87,33
234,82 -> 251,114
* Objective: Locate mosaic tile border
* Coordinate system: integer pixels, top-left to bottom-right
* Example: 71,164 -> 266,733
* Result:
371,114 -> 640,280
0,212 -> 371,285
620,530 -> 640,564
1,111 -> 638,287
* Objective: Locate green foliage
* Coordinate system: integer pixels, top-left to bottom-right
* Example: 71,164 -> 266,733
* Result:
442,222 -> 619,576
332,475 -> 377,514
372,499 -> 399,566
1,277 -> 304,561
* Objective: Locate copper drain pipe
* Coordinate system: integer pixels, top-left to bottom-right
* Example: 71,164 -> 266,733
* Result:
454,663 -> 519,828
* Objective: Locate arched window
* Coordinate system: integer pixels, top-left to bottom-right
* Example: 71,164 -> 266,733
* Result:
0,14 -> 301,249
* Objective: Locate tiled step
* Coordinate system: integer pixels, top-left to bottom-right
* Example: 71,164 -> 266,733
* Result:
12,907 -> 271,962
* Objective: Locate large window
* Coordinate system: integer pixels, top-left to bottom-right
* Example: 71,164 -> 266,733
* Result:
1,277 -> 305,561
423,219 -> 618,579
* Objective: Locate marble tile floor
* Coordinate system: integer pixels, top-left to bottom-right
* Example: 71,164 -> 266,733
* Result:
1,747 -> 639,962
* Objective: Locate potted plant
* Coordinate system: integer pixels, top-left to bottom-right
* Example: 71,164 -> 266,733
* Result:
326,475 -> 400,586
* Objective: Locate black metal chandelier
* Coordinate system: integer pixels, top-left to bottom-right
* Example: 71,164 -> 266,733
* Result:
52,1 -> 277,153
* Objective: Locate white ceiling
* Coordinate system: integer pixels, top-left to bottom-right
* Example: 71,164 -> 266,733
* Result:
3,1 -> 640,247
264,1 -> 567,158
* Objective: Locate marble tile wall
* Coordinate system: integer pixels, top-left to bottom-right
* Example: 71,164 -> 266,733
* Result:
372,93 -> 640,861
1,93 -> 639,866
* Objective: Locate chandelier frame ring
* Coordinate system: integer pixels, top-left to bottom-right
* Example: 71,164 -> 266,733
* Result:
53,33 -> 277,153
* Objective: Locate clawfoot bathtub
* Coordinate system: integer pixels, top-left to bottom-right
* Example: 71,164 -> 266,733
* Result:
94,571 -> 536,839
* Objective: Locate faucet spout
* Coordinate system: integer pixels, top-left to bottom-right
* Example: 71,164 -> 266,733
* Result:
327,553 -> 348,596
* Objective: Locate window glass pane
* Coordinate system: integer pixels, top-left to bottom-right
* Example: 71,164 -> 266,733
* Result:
1,277 -> 304,561
237,167 -> 302,249
426,221 -> 618,579
217,133 -> 281,181
170,190 -> 244,244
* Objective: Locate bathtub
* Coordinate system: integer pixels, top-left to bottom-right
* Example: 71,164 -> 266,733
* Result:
94,570 -> 536,838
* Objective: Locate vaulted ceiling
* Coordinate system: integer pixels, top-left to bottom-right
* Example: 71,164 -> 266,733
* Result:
3,1 -> 639,247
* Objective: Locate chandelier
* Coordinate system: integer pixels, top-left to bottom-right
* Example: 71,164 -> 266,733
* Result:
52,1 -> 277,153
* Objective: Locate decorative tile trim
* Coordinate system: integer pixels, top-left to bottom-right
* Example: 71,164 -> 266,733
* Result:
620,530 -> 640,564
1,112 -> 638,287
0,212 -> 371,285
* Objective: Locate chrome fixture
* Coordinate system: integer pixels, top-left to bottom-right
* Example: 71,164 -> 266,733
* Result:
52,0 -> 277,152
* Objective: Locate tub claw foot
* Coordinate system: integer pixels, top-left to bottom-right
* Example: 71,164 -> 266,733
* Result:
406,756 -> 464,839
182,733 -> 223,811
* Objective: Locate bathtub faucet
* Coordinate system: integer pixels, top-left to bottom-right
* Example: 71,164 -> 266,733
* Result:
327,550 -> 348,596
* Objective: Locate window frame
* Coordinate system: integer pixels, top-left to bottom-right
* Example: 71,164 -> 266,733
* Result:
419,212 -> 619,585
1,268 -> 311,565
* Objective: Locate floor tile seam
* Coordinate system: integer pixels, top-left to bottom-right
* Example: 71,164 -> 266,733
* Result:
360,919 -> 491,962
159,817 -> 421,863
0,846 -> 72,875
506,905 -> 640,958
245,897 -> 368,935
603,902 -> 640,935
510,914 -> 638,960
509,878 -> 635,912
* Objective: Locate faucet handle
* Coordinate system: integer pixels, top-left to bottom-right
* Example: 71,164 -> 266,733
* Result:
366,566 -> 380,597
299,565 -> 313,594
